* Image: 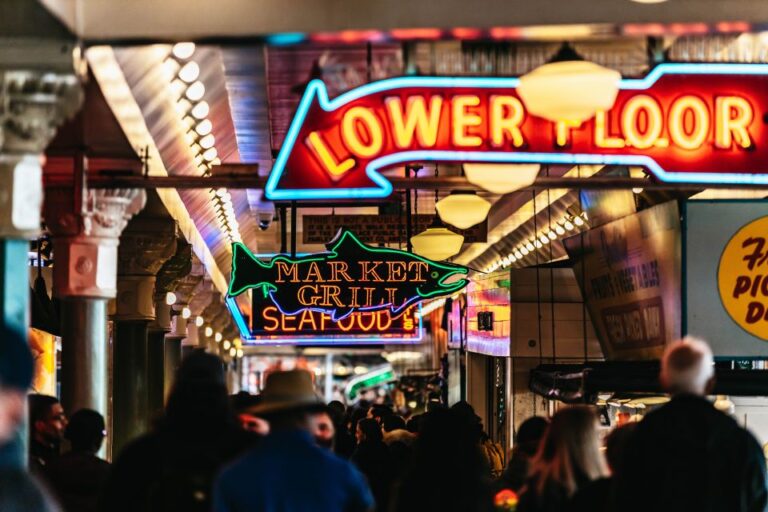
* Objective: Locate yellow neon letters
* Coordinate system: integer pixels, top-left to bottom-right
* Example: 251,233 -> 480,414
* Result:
668,95 -> 709,150
452,95 -> 483,147
341,106 -> 384,158
715,96 -> 754,149
385,95 -> 442,148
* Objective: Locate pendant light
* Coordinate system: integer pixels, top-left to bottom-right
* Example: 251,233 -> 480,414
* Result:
435,191 -> 491,230
463,163 -> 540,195
410,183 -> 464,261
518,42 -> 621,125
410,216 -> 464,261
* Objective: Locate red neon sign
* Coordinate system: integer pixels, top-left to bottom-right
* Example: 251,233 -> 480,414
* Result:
265,64 -> 768,201
251,305 -> 419,340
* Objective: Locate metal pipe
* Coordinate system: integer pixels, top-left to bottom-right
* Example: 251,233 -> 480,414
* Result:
290,201 -> 297,258
44,173 -> 768,191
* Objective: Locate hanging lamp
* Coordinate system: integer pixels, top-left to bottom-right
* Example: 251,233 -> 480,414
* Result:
463,163 -> 541,195
517,42 -> 621,125
410,215 -> 465,261
411,181 -> 464,261
435,191 -> 491,230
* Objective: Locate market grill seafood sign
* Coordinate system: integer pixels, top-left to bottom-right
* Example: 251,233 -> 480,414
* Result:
229,229 -> 468,321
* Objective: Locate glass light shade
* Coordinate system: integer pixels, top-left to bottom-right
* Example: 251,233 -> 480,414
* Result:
185,81 -> 205,101
435,192 -> 491,230
195,119 -> 213,136
165,292 -> 177,305
199,134 -> 216,149
203,147 -> 218,162
518,60 -> 621,124
172,42 -> 196,59
463,163 -> 540,194
191,101 -> 210,119
410,227 -> 464,261
178,61 -> 200,83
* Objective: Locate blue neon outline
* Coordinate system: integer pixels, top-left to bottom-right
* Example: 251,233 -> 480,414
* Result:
265,62 -> 768,200
225,295 -> 424,345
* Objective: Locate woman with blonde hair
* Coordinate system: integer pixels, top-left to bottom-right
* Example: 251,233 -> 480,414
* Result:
517,406 -> 608,512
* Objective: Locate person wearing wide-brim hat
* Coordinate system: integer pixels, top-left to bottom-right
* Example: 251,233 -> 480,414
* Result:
213,370 -> 374,512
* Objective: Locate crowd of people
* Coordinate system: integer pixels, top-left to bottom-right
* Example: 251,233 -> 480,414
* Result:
0,329 -> 766,511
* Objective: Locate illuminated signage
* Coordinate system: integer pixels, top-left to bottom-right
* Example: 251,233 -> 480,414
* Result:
251,304 -> 419,339
266,63 -> 768,200
718,215 -> 768,340
229,229 -> 468,323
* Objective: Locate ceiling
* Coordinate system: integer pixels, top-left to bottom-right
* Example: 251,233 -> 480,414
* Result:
39,0 -> 768,42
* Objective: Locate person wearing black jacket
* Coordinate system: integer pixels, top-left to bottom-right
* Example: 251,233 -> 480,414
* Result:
613,337 -> 768,512
101,351 -> 259,512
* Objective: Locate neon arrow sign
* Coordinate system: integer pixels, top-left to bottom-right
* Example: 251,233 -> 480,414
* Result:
228,229 -> 468,322
266,63 -> 768,201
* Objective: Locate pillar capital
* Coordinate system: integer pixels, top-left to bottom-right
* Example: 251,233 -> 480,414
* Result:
45,188 -> 146,299
114,215 -> 177,321
0,71 -> 82,240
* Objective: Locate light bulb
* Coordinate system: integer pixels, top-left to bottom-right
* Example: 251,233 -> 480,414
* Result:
236,349 -> 244,358
555,225 -> 566,235
195,119 -> 212,135
564,220 -> 575,231
229,347 -> 237,357
548,231 -> 557,240
514,250 -> 523,259
509,255 -> 517,262
223,340 -> 231,350
525,242 -> 535,251
172,42 -> 196,59
204,326 -> 213,337
181,307 -> 191,319
539,234 -> 550,244
520,246 -> 529,256
178,61 -> 200,83
165,292 -> 177,305
632,187 -> 644,194
215,332 -> 223,342
534,241 -> 543,249
202,147 -> 218,161
185,81 -> 205,101
195,316 -> 204,327
574,216 -> 585,226
199,134 -> 215,149
190,101 -> 209,119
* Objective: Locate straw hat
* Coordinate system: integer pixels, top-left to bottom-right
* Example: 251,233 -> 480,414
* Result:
247,370 -> 324,415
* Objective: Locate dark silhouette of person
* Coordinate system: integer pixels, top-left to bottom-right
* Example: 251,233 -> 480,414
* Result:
28,394 -> 67,473
391,408 -> 494,512
102,350 -> 257,512
46,409 -> 110,512
352,418 -> 395,511
499,416 -> 549,492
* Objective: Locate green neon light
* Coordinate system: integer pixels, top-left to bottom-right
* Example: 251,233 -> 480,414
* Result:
345,368 -> 396,401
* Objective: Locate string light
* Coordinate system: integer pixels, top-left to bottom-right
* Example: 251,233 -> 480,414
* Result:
195,316 -> 204,327
181,307 -> 191,319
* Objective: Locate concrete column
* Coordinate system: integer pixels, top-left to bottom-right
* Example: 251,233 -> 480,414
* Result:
0,66 -> 82,467
112,211 -> 176,455
147,240 -> 192,418
45,188 -> 146,425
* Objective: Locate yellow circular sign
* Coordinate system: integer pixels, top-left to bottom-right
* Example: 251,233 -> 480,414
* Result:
718,215 -> 768,341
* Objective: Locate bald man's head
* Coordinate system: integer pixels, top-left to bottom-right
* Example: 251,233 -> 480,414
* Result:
660,337 -> 715,396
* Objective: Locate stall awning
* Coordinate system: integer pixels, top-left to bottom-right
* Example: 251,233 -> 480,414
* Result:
530,362 -> 768,404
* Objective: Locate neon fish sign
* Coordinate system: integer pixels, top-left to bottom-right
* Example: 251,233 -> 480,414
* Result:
228,229 -> 468,321
265,63 -> 768,200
